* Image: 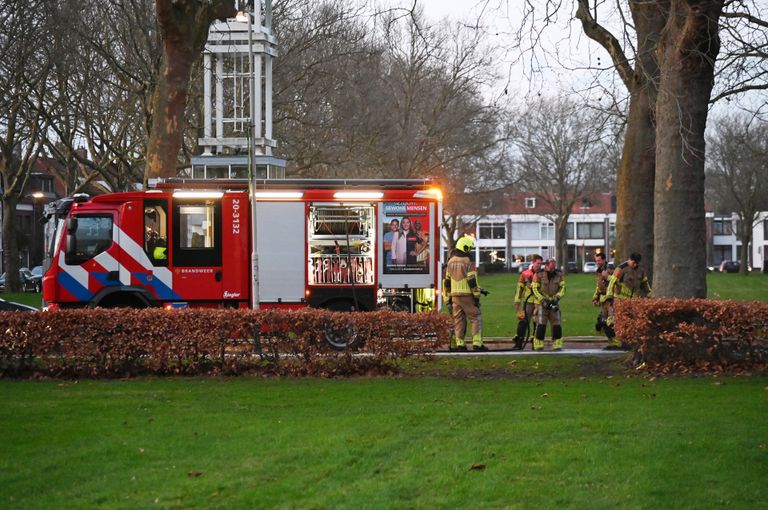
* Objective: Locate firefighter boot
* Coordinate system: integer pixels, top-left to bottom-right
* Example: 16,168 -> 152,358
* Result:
512,336 -> 524,351
472,334 -> 488,351
552,326 -> 563,351
533,324 -> 546,351
450,336 -> 467,351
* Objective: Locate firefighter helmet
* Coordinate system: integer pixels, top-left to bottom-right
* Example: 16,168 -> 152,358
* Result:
455,236 -> 475,254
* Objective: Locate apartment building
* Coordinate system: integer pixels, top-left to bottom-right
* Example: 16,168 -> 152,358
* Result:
450,192 -> 768,272
449,192 -> 616,270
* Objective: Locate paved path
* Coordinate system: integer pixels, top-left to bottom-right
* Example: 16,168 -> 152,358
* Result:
435,336 -> 626,356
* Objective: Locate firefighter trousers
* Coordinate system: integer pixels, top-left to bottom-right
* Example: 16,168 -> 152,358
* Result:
451,295 -> 482,346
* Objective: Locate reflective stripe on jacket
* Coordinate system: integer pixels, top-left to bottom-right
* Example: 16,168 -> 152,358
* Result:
446,254 -> 479,297
532,269 -> 566,303
608,265 -> 651,299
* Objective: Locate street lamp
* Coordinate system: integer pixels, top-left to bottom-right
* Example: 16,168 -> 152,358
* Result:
25,192 -> 46,268
245,2 -> 260,310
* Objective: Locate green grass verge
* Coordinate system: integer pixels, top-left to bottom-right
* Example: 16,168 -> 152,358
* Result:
477,272 -> 768,337
1,292 -> 42,307
1,359 -> 766,509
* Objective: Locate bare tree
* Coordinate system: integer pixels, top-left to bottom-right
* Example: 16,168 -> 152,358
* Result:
510,0 -> 767,297
0,0 -> 52,291
512,95 -> 615,273
706,114 -> 768,274
272,0 -> 376,176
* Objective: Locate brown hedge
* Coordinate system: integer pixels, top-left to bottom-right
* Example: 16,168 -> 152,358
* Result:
614,298 -> 768,375
0,308 -> 450,378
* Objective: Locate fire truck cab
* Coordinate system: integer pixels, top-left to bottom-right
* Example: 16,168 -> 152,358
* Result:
42,179 -> 443,314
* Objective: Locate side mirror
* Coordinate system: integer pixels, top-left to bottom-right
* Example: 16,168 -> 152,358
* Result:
67,217 -> 78,233
66,233 -> 75,257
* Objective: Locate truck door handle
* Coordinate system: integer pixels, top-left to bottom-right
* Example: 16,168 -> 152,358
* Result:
107,271 -> 119,281
215,270 -> 222,282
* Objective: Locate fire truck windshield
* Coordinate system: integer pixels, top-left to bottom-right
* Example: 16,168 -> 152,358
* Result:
65,215 -> 113,264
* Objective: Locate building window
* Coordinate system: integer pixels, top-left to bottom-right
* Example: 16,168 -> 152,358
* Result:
540,223 -> 555,241
764,220 -> 768,238
712,245 -> 731,265
713,219 -> 733,235
478,222 -> 506,240
511,222 -> 539,240
230,165 -> 248,179
580,198 -> 591,209
479,248 -> 506,264
525,197 -> 536,209
576,222 -> 605,240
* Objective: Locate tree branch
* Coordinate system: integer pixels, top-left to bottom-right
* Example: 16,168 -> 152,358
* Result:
574,0 -> 634,90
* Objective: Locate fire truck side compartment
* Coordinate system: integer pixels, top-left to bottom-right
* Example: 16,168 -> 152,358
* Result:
255,201 -> 306,303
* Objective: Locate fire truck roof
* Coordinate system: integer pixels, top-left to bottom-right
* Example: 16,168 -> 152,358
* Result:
153,178 -> 438,191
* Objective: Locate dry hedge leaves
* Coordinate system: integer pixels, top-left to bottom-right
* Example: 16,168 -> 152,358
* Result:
0,308 -> 450,378
614,298 -> 768,375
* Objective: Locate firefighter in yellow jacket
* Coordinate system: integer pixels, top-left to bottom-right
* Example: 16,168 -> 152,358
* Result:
591,252 -> 617,347
605,252 -> 651,350
512,254 -> 543,350
607,252 -> 652,300
531,257 -> 566,351
444,236 -> 487,351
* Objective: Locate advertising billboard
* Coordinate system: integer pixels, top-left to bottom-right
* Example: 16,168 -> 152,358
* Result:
381,201 -> 430,275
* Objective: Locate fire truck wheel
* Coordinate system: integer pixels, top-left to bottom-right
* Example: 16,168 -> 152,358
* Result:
323,323 -> 362,351
321,299 -> 364,350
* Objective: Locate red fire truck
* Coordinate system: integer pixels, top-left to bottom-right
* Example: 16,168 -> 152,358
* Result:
42,179 -> 443,315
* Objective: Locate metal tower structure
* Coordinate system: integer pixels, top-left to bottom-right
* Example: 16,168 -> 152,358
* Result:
189,0 -> 285,179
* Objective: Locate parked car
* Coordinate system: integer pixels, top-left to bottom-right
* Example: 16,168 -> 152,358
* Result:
30,265 -> 44,289
567,261 -> 579,273
719,260 -> 740,273
0,297 -> 39,312
583,261 -> 598,273
0,269 -> 41,292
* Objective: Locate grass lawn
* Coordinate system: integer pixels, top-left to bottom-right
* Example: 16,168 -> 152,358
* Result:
477,272 -> 768,338
1,357 -> 766,509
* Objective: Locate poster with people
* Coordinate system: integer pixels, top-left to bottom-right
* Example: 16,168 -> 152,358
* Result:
382,202 -> 430,274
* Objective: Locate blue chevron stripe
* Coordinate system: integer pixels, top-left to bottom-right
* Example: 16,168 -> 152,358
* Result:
58,270 -> 94,302
133,273 -> 182,301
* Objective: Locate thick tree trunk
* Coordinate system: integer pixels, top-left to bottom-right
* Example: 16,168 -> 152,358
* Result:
615,87 -> 656,269
145,44 -> 196,180
653,0 -> 722,298
146,0 -> 235,180
614,1 -> 665,275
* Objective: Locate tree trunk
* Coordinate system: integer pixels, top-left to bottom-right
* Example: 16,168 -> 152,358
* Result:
2,196 -> 21,293
615,87 -> 656,270
145,44 -> 196,180
653,0 -> 722,298
556,217 -> 568,274
614,1 -> 665,275
739,223 -> 751,275
145,0 -> 235,180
